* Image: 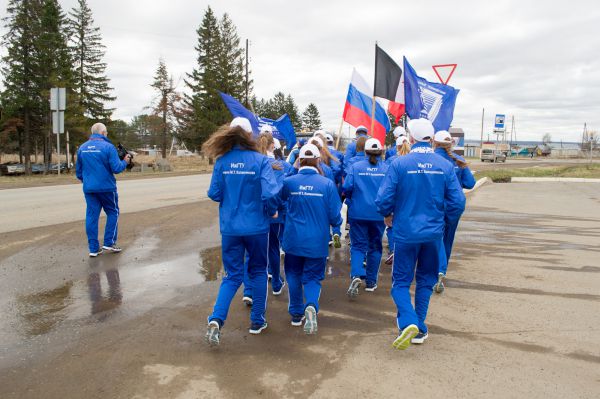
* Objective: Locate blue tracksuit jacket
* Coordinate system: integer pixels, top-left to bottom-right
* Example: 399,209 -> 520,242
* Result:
343,133 -> 367,169
281,167 -> 343,258
208,146 -> 280,236
329,146 -> 344,167
342,152 -> 365,177
375,142 -> 466,244
343,158 -> 388,221
434,148 -> 476,189
76,134 -> 128,192
385,147 -> 397,160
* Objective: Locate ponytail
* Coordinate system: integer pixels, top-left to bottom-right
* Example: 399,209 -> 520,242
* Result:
398,142 -> 411,156
257,132 -> 282,170
365,150 -> 382,165
436,142 -> 467,168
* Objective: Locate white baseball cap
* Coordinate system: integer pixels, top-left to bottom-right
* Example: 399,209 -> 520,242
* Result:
356,125 -> 368,134
313,129 -> 326,136
299,143 -> 321,159
365,138 -> 383,151
260,124 -> 273,134
434,130 -> 453,143
325,133 -> 334,143
273,137 -> 282,150
393,126 -> 406,138
396,136 -> 409,146
309,136 -> 324,148
407,118 -> 434,142
230,117 -> 252,133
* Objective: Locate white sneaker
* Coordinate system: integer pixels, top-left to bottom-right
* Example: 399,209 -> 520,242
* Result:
272,281 -> 286,296
89,249 -> 103,257
102,245 -> 122,253
304,306 -> 317,335
347,277 -> 362,299
242,296 -> 253,307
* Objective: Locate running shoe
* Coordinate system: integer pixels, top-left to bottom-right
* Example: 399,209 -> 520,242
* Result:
365,282 -> 378,292
411,331 -> 429,344
242,296 -> 253,307
304,305 -> 317,335
102,245 -> 122,253
205,320 -> 221,346
272,281 -> 286,296
347,277 -> 362,299
249,322 -> 268,335
291,315 -> 305,326
434,273 -> 445,294
392,324 -> 419,350
333,234 -> 342,248
89,249 -> 103,257
268,273 -> 272,281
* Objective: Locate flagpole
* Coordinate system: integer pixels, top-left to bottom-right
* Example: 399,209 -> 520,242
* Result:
370,42 -> 378,136
335,119 -> 344,150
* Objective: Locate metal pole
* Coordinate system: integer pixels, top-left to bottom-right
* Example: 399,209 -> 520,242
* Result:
370,42 -> 378,136
66,130 -> 70,171
56,126 -> 60,176
480,107 -> 484,148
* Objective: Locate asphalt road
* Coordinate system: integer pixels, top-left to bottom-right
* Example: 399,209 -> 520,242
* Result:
0,182 -> 598,398
0,174 -> 212,233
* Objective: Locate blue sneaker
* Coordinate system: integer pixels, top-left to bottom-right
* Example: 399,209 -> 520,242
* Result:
272,281 -> 286,296
411,331 -> 429,344
291,315 -> 305,326
249,322 -> 268,335
365,282 -> 378,292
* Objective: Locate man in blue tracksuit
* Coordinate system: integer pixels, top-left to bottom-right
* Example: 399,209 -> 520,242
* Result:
376,118 -> 465,350
385,126 -> 407,160
76,123 -> 131,257
204,117 -> 280,346
343,125 -> 368,170
281,144 -> 343,334
343,138 -> 388,297
432,130 -> 476,293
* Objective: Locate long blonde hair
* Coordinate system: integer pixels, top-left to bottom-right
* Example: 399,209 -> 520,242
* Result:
434,141 -> 467,168
355,136 -> 368,153
202,125 -> 258,159
309,137 -> 338,166
397,142 -> 411,156
256,132 -> 282,170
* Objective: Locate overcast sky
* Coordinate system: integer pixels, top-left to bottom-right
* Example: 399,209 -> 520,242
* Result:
1,0 -> 599,141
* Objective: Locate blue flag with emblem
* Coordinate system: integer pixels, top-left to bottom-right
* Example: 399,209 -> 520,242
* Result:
220,92 -> 297,149
403,57 -> 459,132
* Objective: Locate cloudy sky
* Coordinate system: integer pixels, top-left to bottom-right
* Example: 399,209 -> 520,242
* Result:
2,0 -> 599,141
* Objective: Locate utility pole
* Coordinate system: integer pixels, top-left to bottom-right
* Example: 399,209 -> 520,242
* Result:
510,115 -> 514,156
480,107 -> 484,147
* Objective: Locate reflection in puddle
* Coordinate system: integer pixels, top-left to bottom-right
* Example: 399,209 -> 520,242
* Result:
199,246 -> 223,281
88,269 -> 122,315
15,281 -> 74,336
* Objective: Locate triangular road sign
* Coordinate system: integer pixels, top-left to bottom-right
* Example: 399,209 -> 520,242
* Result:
432,64 -> 457,85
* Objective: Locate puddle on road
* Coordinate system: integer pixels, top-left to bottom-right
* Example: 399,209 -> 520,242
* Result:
15,281 -> 74,336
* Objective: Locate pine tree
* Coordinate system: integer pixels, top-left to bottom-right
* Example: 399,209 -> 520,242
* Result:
1,0 -> 44,174
284,94 -> 301,130
67,0 -> 114,120
302,103 -> 321,131
150,58 -> 179,158
216,13 -> 249,104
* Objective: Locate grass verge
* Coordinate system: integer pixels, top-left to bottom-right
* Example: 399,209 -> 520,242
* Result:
476,164 -> 600,182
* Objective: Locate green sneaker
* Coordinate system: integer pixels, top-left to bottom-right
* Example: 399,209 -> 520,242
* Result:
304,305 -> 318,335
392,324 -> 419,350
333,234 -> 341,248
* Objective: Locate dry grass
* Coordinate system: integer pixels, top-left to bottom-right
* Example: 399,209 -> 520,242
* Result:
476,163 -> 600,182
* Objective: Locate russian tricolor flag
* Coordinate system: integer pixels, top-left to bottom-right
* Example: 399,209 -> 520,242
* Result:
342,69 -> 391,143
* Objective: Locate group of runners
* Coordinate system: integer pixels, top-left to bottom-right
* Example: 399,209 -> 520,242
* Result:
202,116 -> 475,350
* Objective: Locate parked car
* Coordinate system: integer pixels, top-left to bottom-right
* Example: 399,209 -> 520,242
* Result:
0,162 -> 25,175
480,149 -> 507,163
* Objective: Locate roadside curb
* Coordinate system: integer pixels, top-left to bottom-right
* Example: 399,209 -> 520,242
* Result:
511,177 -> 600,183
465,177 -> 490,195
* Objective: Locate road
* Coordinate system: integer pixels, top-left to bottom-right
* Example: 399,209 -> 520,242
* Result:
0,174 -> 212,233
0,182 -> 598,398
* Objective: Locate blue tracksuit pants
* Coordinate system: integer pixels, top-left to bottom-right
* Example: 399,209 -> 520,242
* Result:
439,219 -> 460,275
209,233 -> 268,326
84,191 -> 120,252
284,253 -> 326,317
349,219 -> 386,285
391,239 -> 445,334
242,223 -> 285,297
